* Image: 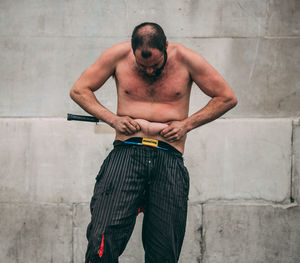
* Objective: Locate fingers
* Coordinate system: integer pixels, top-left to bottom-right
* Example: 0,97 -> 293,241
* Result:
165,134 -> 181,142
161,126 -> 180,142
160,126 -> 173,137
118,117 -> 141,135
122,126 -> 133,135
162,129 -> 177,138
120,124 -> 135,135
125,121 -> 137,133
124,120 -> 141,135
163,130 -> 181,142
160,121 -> 186,142
129,120 -> 141,132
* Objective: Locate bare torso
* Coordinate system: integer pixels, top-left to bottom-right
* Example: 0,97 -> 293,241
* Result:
114,43 -> 193,153
70,39 -> 237,154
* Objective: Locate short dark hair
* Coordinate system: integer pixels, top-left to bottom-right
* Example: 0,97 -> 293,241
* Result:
131,22 -> 167,53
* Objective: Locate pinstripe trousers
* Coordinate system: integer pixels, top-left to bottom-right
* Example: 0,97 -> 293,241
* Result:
85,140 -> 189,263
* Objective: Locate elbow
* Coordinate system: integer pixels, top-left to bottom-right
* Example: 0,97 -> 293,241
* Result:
230,95 -> 238,108
222,95 -> 238,110
70,85 -> 81,101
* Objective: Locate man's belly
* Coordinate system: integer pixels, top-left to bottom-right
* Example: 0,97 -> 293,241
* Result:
117,101 -> 188,123
115,119 -> 186,153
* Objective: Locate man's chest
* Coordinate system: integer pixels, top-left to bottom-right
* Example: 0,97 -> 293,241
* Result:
115,62 -> 192,102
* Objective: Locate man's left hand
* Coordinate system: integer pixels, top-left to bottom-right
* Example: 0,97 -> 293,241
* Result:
160,120 -> 188,142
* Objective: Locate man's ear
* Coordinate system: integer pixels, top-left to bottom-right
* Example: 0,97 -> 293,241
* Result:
166,41 -> 169,49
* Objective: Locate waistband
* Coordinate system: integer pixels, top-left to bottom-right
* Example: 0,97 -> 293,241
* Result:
113,137 -> 182,156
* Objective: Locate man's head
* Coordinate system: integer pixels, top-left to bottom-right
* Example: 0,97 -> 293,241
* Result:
131,22 -> 168,77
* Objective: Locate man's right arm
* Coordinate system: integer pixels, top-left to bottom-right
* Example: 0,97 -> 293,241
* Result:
70,44 -> 140,135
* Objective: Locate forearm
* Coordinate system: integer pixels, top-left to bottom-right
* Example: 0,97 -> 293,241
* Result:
184,96 -> 237,132
70,87 -> 117,127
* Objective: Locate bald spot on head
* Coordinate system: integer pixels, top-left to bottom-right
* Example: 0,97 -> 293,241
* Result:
137,26 -> 155,59
137,25 -> 156,35
136,25 -> 156,50
131,22 -> 167,53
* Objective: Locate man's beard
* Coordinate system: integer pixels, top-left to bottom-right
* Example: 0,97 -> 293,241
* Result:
143,50 -> 168,79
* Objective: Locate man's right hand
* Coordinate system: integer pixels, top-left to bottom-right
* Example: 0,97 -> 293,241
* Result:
111,116 -> 141,135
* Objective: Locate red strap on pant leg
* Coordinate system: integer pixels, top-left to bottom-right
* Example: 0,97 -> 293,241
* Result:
137,207 -> 144,214
98,234 -> 104,258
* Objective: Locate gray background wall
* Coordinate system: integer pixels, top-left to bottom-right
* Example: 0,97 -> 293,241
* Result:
0,0 -> 299,262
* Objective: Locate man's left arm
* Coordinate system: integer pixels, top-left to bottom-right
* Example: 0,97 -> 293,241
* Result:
161,45 -> 238,142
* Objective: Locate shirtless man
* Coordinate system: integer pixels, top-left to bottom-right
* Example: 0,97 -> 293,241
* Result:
70,22 -> 237,263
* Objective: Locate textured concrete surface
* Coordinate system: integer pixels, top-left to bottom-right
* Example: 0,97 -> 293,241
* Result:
266,0 -> 300,36
178,204 -> 202,263
1,37 -> 299,117
0,203 -> 73,263
185,119 -> 292,203
185,37 -> 300,118
0,0 -> 297,38
73,203 -> 90,263
203,204 -> 300,263
0,118 -> 293,204
0,36 -> 121,117
0,0 -> 269,38
0,118 -> 114,203
0,0 -> 299,262
0,1 -> 300,117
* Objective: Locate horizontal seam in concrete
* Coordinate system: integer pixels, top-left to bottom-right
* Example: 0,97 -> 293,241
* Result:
226,115 -> 300,119
0,117 -> 297,120
191,200 -> 298,209
0,201 -> 89,206
0,35 -> 299,39
178,36 -> 300,39
189,199 -> 298,208
264,35 -> 300,39
1,201 -> 297,208
0,35 -> 128,39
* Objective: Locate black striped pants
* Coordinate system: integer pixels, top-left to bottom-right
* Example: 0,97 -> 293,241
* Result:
85,140 -> 189,263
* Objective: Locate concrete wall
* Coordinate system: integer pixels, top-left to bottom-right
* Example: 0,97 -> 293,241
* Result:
0,0 -> 299,262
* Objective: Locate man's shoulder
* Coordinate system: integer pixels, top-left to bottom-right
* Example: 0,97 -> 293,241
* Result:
168,43 -> 198,62
102,42 -> 131,62
110,41 -> 131,53
169,43 -> 185,56
169,43 -> 206,70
